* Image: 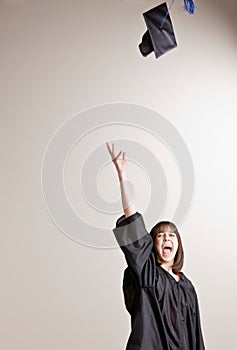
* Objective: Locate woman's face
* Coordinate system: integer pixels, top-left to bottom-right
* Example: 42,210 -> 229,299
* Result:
154,230 -> 179,264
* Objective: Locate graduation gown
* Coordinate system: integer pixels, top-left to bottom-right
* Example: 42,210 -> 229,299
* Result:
113,212 -> 205,350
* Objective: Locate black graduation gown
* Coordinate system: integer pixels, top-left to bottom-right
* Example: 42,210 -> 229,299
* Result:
113,212 -> 205,350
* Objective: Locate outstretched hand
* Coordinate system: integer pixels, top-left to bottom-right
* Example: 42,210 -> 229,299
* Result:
106,141 -> 136,216
106,142 -> 128,180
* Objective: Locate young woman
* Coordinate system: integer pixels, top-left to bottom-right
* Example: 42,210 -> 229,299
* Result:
106,142 -> 205,350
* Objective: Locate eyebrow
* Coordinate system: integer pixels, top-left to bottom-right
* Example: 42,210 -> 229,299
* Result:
158,231 -> 176,234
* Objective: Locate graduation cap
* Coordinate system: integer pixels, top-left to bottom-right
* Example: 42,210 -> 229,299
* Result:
139,2 -> 177,59
139,0 -> 196,59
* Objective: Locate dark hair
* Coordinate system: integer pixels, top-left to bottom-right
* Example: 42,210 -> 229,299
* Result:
150,221 -> 184,274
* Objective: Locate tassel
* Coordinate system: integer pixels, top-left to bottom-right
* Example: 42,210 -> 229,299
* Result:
160,0 -> 175,29
183,0 -> 196,14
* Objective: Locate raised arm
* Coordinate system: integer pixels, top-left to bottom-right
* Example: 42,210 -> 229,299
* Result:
106,142 -> 154,280
106,142 -> 136,218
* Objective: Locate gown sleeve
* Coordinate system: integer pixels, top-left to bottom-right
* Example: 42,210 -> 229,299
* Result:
113,212 -> 154,279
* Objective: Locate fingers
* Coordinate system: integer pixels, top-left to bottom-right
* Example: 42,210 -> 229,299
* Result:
112,150 -> 121,161
105,141 -> 112,155
106,141 -> 114,156
106,142 -> 126,160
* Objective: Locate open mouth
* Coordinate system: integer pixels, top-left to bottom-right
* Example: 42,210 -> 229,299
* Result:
162,245 -> 172,256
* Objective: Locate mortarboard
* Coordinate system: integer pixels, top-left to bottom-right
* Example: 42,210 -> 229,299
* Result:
139,2 -> 177,59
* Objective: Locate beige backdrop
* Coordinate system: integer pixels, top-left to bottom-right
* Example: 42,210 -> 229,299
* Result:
1,0 -> 237,349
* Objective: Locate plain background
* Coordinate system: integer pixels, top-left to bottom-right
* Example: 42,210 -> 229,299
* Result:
1,0 -> 237,349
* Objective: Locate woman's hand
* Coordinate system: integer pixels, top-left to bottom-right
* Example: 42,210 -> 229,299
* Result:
106,142 -> 127,181
106,141 -> 136,217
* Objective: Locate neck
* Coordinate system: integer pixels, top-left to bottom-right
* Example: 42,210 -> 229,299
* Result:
160,262 -> 173,273
157,256 -> 175,274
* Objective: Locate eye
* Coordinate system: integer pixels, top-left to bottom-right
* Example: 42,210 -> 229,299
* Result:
169,233 -> 176,238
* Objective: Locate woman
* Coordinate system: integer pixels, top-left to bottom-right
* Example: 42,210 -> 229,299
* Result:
106,142 -> 205,350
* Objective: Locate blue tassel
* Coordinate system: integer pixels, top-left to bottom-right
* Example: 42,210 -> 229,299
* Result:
183,0 -> 196,14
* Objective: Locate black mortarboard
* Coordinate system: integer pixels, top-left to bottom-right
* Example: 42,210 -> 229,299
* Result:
139,2 -> 177,59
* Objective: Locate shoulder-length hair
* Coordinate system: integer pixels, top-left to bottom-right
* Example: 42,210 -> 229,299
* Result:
150,221 -> 184,275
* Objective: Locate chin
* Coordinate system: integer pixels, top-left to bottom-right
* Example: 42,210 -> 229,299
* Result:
163,258 -> 174,263
160,255 -> 175,263
158,256 -> 173,264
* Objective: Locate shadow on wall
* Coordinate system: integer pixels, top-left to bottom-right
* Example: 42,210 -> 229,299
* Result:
204,0 -> 237,34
